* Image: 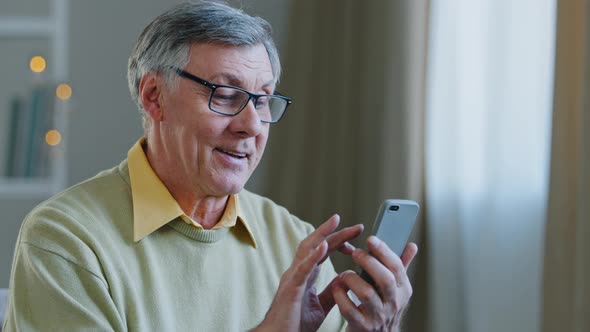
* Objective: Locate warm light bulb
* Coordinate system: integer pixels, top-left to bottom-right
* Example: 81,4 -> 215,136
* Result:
30,56 -> 46,73
56,83 -> 72,100
45,130 -> 62,146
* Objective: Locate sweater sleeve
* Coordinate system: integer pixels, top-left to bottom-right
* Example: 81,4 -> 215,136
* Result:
2,242 -> 125,332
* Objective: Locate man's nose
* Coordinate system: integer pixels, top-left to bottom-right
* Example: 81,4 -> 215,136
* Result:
229,99 -> 265,136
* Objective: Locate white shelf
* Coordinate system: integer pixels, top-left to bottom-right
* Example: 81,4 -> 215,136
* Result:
0,17 -> 56,37
0,0 -> 69,198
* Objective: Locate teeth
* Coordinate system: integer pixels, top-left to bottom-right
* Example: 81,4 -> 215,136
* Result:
218,148 -> 246,158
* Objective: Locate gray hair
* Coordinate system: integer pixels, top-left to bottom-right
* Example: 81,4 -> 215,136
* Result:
127,1 -> 281,131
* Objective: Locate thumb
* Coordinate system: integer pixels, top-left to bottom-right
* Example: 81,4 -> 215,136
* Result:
317,275 -> 343,314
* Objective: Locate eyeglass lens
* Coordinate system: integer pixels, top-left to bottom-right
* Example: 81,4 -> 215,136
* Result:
210,87 -> 287,122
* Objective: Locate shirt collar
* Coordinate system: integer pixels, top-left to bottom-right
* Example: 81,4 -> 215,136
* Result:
128,137 -> 257,247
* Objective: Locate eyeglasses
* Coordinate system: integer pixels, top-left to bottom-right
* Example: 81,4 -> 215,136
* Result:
173,67 -> 292,123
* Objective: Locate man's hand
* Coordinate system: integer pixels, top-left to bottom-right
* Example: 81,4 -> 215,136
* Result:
333,236 -> 418,332
252,214 -> 363,332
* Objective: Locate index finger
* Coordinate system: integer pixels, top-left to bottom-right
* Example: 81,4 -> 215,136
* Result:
299,214 -> 341,252
325,224 -> 364,253
314,223 -> 364,264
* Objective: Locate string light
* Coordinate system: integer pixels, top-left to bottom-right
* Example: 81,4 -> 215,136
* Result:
56,83 -> 72,100
45,130 -> 62,146
30,56 -> 46,73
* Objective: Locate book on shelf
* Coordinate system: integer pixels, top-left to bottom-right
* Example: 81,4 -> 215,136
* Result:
4,96 -> 23,178
3,83 -> 56,179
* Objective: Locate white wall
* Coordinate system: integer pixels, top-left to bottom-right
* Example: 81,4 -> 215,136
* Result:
0,0 -> 291,287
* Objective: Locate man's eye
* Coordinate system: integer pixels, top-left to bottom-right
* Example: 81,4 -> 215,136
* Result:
216,94 -> 236,101
214,88 -> 244,101
256,97 -> 270,108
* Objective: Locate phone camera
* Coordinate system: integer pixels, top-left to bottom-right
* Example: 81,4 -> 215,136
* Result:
389,205 -> 400,212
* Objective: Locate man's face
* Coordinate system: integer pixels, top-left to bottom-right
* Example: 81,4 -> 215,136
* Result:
154,43 -> 274,197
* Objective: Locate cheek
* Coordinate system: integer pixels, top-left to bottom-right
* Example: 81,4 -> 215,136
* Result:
192,122 -> 229,159
199,125 -> 220,139
190,115 -> 224,142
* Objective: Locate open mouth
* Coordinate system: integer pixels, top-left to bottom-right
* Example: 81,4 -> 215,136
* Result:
215,148 -> 247,159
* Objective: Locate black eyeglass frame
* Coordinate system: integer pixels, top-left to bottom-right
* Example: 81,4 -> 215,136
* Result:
173,67 -> 292,124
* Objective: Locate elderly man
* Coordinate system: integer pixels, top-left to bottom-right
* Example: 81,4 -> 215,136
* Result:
3,1 -> 417,331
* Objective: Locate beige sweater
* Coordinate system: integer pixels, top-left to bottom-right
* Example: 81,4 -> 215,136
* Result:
3,160 -> 344,331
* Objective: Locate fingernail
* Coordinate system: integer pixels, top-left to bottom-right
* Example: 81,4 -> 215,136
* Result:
344,242 -> 355,251
332,214 -> 341,224
368,236 -> 379,246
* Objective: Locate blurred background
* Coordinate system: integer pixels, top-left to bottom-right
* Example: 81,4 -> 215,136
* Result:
0,0 -> 588,331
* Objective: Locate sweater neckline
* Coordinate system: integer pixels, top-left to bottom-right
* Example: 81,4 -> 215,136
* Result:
167,218 -> 231,243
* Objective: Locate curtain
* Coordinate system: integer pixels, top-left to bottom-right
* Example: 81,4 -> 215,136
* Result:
425,0 -> 555,332
542,0 -> 590,331
257,0 -> 429,271
254,1 -> 430,330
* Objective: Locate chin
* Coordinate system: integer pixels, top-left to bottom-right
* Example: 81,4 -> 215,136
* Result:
212,179 -> 246,196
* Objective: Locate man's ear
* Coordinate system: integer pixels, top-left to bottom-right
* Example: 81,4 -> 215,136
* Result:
139,72 -> 164,121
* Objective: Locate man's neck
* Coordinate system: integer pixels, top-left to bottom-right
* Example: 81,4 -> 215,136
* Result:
143,138 -> 229,230
176,194 -> 229,229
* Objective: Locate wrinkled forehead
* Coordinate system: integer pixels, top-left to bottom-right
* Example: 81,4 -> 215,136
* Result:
186,43 -> 275,90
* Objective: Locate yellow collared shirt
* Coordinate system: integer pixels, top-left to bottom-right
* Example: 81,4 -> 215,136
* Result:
127,137 -> 256,247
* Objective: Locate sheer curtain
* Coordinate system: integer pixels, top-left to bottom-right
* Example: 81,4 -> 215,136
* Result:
425,1 -> 555,331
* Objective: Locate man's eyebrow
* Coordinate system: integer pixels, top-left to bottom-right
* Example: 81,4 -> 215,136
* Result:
209,73 -> 275,91
209,73 -> 240,85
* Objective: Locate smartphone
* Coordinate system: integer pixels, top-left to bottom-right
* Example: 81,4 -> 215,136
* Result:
355,199 -> 420,285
